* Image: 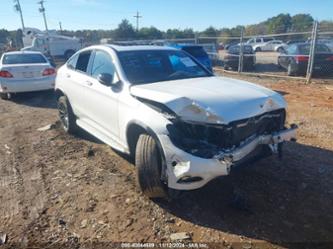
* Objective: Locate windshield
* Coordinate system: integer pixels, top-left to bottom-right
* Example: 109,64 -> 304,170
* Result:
299,44 -> 331,54
2,54 -> 47,64
118,50 -> 212,85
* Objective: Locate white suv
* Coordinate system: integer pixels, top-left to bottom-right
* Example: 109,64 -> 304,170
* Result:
55,45 -> 297,198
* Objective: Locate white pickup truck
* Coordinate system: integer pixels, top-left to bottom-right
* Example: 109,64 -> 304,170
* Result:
22,30 -> 82,59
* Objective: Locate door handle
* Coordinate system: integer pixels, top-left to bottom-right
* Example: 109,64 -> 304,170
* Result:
66,73 -> 71,78
86,80 -> 93,86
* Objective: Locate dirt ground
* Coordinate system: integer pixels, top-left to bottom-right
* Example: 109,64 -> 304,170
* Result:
0,73 -> 333,249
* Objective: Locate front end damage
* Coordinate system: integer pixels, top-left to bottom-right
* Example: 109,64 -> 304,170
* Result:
130,78 -> 297,190
160,108 -> 297,190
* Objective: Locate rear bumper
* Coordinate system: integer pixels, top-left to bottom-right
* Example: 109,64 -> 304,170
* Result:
161,125 -> 297,190
296,62 -> 333,75
0,76 -> 55,93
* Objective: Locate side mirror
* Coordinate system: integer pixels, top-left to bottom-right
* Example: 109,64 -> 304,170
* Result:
97,73 -> 113,86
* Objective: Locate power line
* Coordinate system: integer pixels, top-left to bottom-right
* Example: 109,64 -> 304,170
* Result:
133,11 -> 142,32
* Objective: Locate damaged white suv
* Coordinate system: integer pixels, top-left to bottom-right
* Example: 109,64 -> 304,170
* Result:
55,45 -> 297,198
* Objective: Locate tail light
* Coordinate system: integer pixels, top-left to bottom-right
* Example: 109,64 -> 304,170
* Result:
295,55 -> 309,63
325,56 -> 333,61
0,70 -> 13,78
42,68 -> 56,76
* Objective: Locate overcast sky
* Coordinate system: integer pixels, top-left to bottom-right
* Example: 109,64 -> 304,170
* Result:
1,0 -> 332,31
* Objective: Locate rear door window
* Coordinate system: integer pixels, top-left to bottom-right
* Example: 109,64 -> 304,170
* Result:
75,50 -> 92,73
263,38 -> 274,42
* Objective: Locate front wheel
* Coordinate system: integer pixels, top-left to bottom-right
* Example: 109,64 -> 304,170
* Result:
135,134 -> 167,199
57,95 -> 78,133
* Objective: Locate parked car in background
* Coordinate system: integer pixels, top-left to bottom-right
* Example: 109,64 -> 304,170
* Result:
218,42 -> 224,50
55,45 -> 297,198
0,51 -> 56,100
253,40 -> 287,52
317,39 -> 333,51
170,44 -> 213,71
224,41 -> 239,50
286,40 -> 307,45
224,44 -> 256,71
246,37 -> 275,50
201,43 -> 220,66
278,43 -> 333,76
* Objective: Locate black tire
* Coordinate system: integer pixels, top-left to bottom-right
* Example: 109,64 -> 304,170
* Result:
57,95 -> 77,133
135,134 -> 167,199
64,50 -> 75,60
255,47 -> 262,52
287,63 -> 296,76
0,93 -> 9,100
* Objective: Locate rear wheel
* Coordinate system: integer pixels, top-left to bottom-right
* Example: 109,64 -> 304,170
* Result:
57,95 -> 77,133
0,93 -> 9,100
135,134 -> 167,199
255,47 -> 262,52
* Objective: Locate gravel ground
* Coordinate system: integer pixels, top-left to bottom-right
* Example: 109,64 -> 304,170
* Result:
0,74 -> 333,249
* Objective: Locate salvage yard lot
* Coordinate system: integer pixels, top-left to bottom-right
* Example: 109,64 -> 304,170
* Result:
0,73 -> 333,248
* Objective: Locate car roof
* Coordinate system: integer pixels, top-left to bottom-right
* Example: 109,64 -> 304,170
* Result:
171,44 -> 202,49
3,51 -> 44,55
103,44 -> 178,52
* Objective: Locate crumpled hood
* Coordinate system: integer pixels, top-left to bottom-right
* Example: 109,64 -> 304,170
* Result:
130,76 -> 286,124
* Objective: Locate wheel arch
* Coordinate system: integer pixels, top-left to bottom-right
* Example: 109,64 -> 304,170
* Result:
126,121 -> 166,163
55,88 -> 65,100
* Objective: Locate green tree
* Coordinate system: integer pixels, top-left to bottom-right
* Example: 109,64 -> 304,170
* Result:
138,27 -> 163,39
291,14 -> 314,32
0,29 -> 10,44
113,19 -> 136,40
165,28 -> 195,39
266,13 -> 292,33
200,26 -> 219,37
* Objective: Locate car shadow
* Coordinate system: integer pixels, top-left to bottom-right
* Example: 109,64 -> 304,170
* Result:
11,90 -> 57,109
155,142 -> 333,245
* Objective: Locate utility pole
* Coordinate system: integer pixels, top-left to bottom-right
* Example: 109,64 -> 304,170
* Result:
133,11 -> 142,32
59,22 -> 63,32
13,0 -> 25,31
238,27 -> 244,73
38,0 -> 48,34
306,21 -> 318,84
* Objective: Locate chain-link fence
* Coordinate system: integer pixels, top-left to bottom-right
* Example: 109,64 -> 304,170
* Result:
111,22 -> 332,83
195,22 -> 333,83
